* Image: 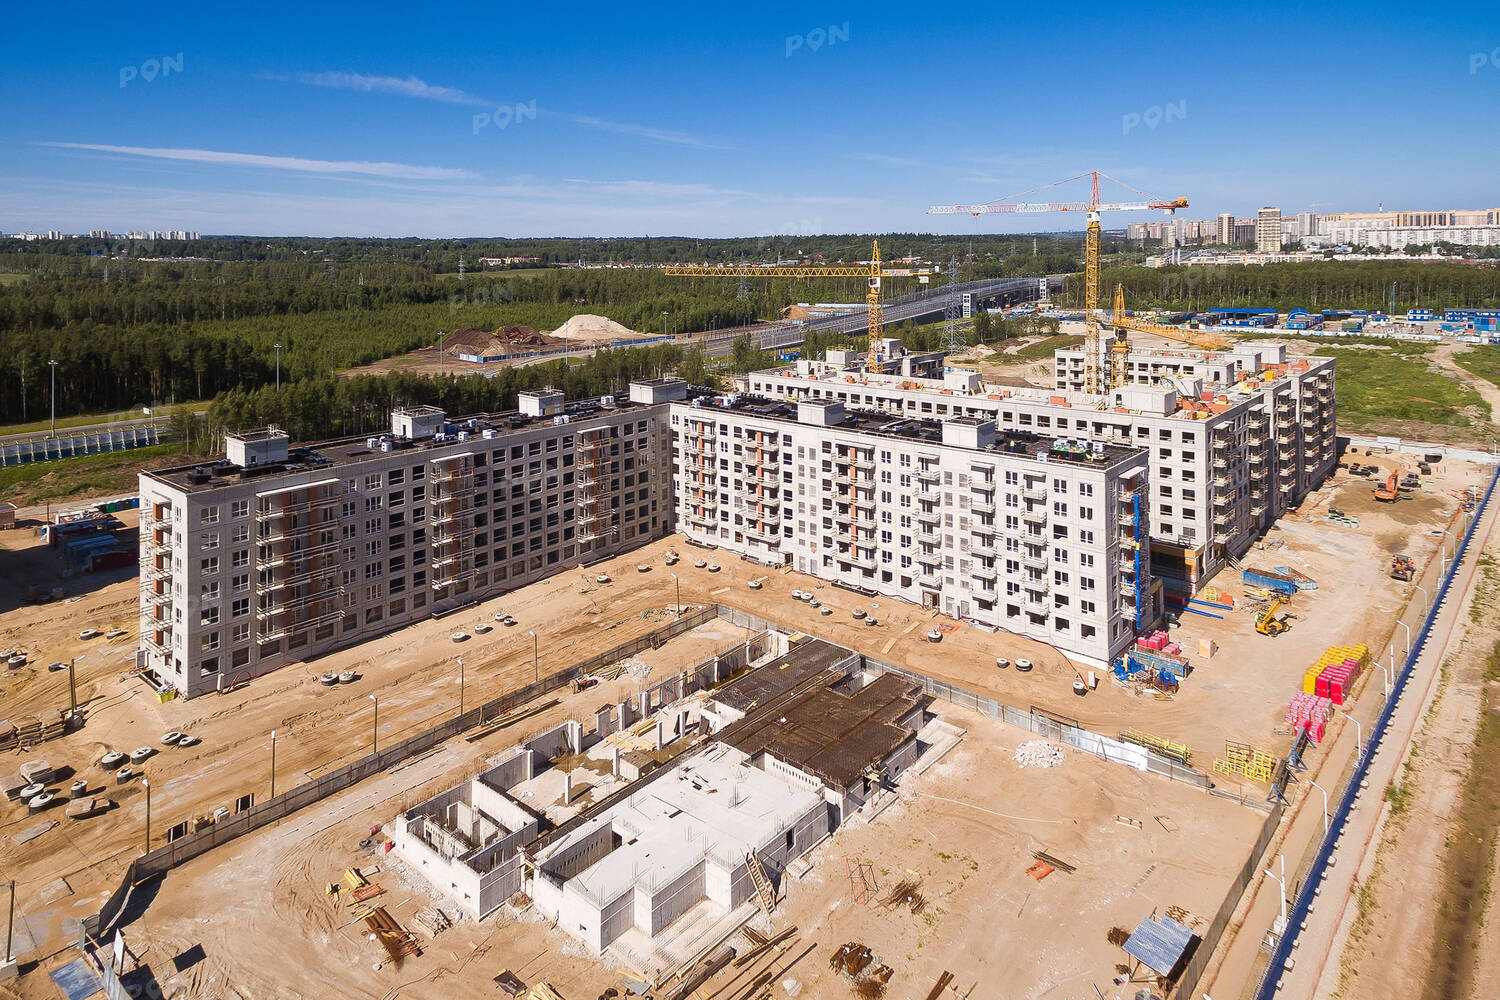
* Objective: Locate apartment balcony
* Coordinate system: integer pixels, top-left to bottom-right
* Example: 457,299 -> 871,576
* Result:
684,509 -> 717,530
1022,508 -> 1047,526
1022,595 -> 1050,616
1119,577 -> 1137,597
146,562 -> 174,583
972,562 -> 998,581
970,540 -> 997,559
916,549 -> 942,568
744,522 -> 783,543
1212,474 -> 1230,488
971,499 -> 996,516
259,536 -> 340,567
258,607 -> 346,643
1213,510 -> 1234,527
257,585 -> 343,619
144,588 -> 172,608
256,492 -> 338,521
836,549 -> 877,570
1021,487 -> 1046,502
916,467 -> 940,485
142,631 -> 172,656
1248,451 -> 1267,465
1213,530 -> 1231,544
1250,503 -> 1267,517
916,508 -> 940,526
1211,457 -> 1229,471
1022,548 -> 1047,571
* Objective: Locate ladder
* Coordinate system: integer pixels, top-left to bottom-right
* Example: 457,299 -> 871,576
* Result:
744,852 -> 776,914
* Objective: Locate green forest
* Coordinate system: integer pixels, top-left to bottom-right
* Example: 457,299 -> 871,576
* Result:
1064,261 -> 1500,313
0,233 -> 1079,424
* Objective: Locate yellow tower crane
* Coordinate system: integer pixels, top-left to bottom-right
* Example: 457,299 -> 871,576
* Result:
927,171 -> 1187,394
1110,283 -> 1229,385
664,241 -> 930,374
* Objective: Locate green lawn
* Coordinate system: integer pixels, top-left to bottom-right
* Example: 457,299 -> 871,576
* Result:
0,272 -> 27,286
1453,346 -> 1500,389
1012,334 -> 1084,360
0,443 -> 186,506
1311,344 -> 1489,430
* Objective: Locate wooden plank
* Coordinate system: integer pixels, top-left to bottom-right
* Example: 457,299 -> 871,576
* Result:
923,970 -> 955,1000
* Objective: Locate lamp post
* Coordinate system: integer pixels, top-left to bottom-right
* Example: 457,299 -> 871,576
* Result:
1310,780 -> 1330,834
528,630 -> 539,684
662,311 -> 669,338
670,571 -> 680,614
1349,714 -> 1363,760
438,330 -> 447,379
270,729 -> 277,798
1264,853 -> 1288,932
48,359 -> 58,437
1397,620 -> 1411,658
368,694 -> 379,757
457,656 -> 465,716
273,343 -> 281,391
67,656 -> 78,716
1377,660 -> 1391,699
1413,584 -> 1427,617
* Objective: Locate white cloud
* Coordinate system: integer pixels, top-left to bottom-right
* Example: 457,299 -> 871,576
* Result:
283,71 -> 490,107
39,142 -> 475,181
550,112 -> 735,151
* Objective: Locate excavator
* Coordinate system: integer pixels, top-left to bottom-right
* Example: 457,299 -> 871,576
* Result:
1390,554 -> 1415,581
1372,471 -> 1401,503
1255,596 -> 1291,637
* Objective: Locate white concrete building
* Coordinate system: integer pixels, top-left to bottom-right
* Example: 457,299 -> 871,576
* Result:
671,394 -> 1153,666
137,380 -> 686,698
1256,207 -> 1283,253
742,343 -> 1335,593
529,745 -> 828,953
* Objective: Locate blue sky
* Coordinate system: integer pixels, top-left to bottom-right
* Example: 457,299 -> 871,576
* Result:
3,1 -> 1496,237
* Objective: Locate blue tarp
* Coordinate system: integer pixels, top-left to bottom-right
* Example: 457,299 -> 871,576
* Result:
1123,914 -> 1194,976
49,958 -> 103,1000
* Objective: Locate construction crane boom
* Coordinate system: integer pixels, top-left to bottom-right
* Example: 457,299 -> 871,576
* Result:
926,171 -> 1187,395
665,241 -> 928,373
1111,283 -> 1228,355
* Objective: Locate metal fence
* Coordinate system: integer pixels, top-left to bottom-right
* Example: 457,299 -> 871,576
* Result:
1251,464 -> 1499,999
82,606 -> 718,938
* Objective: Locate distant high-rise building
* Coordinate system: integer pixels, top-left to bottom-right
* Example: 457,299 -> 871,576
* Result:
90,230 -> 111,238
1234,220 -> 1255,245
1216,213 -> 1235,245
1296,212 -> 1317,241
1256,207 -> 1282,254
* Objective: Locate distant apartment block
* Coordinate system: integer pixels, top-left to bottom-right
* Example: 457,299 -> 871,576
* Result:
1255,207 -> 1283,253
670,394 -> 1153,666
137,380 -> 686,698
742,342 -> 1335,593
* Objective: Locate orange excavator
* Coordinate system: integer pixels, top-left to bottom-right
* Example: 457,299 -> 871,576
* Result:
1373,471 -> 1401,503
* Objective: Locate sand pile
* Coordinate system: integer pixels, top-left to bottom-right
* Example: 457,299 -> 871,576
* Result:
548,314 -> 640,345
1013,740 -> 1064,768
443,325 -> 551,355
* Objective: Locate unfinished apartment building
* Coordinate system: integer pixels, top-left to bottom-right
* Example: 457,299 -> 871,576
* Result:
393,633 -> 947,956
742,340 -> 1335,591
671,395 -> 1154,666
136,379 -> 687,698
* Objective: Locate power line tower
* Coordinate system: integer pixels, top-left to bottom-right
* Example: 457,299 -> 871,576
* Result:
943,256 -> 964,354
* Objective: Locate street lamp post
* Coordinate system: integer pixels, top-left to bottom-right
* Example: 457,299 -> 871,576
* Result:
270,729 -> 277,798
1310,781 -> 1330,834
368,695 -> 379,757
1264,853 -> 1288,933
1377,659 -> 1391,699
273,344 -> 281,391
1413,584 -> 1427,617
1349,714 -> 1363,760
528,630 -> 539,683
48,359 -> 58,438
1398,619 -> 1412,658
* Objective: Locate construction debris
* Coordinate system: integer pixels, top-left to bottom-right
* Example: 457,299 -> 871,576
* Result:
1013,740 -> 1064,768
879,879 -> 926,914
829,942 -> 876,980
1032,850 -> 1077,874
923,970 -> 955,1000
362,906 -> 421,963
412,904 -> 450,937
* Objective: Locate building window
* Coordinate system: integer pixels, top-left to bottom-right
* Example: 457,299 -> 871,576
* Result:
200,557 -> 219,575
200,506 -> 220,525
232,598 -> 249,618
232,623 -> 250,644
201,631 -> 220,652
231,500 -> 249,519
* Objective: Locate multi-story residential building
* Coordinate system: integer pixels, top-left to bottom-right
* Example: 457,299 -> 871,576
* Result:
742,341 -> 1335,593
1216,213 -> 1236,245
137,380 -> 687,698
670,394 -> 1154,666
1255,207 -> 1283,253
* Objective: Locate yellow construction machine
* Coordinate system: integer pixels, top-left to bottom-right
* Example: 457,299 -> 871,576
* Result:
1254,596 -> 1291,637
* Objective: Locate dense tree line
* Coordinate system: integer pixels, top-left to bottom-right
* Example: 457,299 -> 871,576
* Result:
1062,261 -> 1500,313
204,344 -> 687,445
0,233 -> 1088,424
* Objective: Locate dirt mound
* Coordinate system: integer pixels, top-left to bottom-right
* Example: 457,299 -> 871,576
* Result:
548,314 -> 640,344
444,325 -> 552,355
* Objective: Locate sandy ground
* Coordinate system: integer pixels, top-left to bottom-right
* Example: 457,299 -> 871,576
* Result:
89,685 -> 1262,1000
0,450 -> 1485,995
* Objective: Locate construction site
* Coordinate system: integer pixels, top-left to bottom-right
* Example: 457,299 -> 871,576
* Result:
0,404 -> 1491,999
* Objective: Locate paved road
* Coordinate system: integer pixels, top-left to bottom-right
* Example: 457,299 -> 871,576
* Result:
0,414 -> 168,446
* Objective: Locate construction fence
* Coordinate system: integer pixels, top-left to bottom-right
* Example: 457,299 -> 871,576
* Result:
83,605 -> 718,939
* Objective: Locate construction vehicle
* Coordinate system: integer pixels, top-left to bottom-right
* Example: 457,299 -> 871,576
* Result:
927,171 -> 1188,395
664,241 -> 931,374
1389,555 -> 1415,581
1255,596 -> 1291,637
1373,471 -> 1401,502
